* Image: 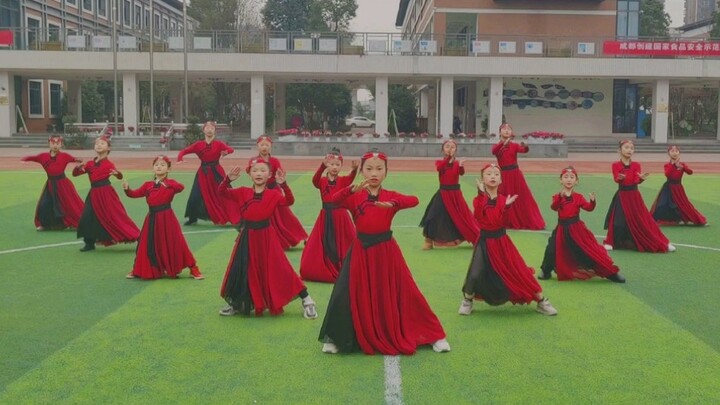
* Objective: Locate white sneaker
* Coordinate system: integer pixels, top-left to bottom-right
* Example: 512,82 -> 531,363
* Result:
603,244 -> 613,251
302,296 -> 318,319
322,343 -> 339,354
219,305 -> 239,316
458,299 -> 473,315
536,298 -> 558,316
432,339 -> 451,353
667,243 -> 676,252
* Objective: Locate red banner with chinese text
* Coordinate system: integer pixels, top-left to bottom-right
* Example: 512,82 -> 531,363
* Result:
603,40 -> 720,56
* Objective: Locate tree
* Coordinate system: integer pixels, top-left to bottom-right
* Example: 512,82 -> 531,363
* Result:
262,0 -> 313,31
313,0 -> 357,32
639,0 -> 670,38
710,10 -> 720,38
287,84 -> 352,130
388,84 -> 417,133
81,81 -> 106,123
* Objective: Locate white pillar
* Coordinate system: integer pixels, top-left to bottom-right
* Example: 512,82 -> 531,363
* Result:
488,76 -> 504,136
67,80 -> 82,122
251,75 -> 265,139
274,82 -> 286,132
439,76 -> 454,136
475,79 -> 487,135
122,73 -> 139,136
419,89 -> 429,118
0,72 -> 17,137
375,77 -> 388,135
652,79 -> 669,144
428,82 -> 437,135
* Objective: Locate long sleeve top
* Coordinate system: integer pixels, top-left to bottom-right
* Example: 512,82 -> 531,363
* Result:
177,140 -> 233,163
330,186 -> 419,234
491,141 -> 529,167
664,161 -> 693,181
219,178 -> 294,222
21,152 -> 80,177
124,179 -> 184,207
435,156 -> 465,186
551,192 -> 596,219
473,193 -> 509,231
72,157 -> 123,182
311,163 -> 357,202
611,161 -> 644,186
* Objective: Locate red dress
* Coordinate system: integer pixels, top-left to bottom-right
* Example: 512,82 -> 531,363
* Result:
21,152 -> 84,229
650,162 -> 707,226
219,179 -> 306,316
318,186 -> 447,355
125,179 -> 197,279
540,193 -> 620,280
299,164 -> 357,283
177,140 -> 238,225
73,158 -> 140,245
253,155 -> 308,249
462,192 -> 542,305
603,161 -> 670,252
419,157 -> 480,245
492,141 -> 545,230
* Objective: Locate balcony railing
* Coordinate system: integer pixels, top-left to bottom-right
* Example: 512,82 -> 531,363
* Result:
1,28 -> 718,59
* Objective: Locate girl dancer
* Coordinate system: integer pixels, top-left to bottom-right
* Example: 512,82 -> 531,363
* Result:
319,150 -> 450,355
218,159 -> 317,319
21,135 -> 84,230
539,167 -> 625,282
650,145 -> 707,226
603,140 -> 676,253
177,121 -> 237,225
299,148 -> 358,283
420,140 -> 479,249
459,163 -> 557,316
491,123 -> 545,230
251,135 -> 307,249
73,136 -> 140,251
123,155 -> 204,280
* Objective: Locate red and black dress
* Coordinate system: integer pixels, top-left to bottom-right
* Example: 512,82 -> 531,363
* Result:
492,141 -> 545,230
73,158 -> 140,246
462,192 -> 542,305
178,140 -> 238,225
650,161 -> 707,226
419,156 -> 480,246
319,186 -> 447,355
299,164 -> 357,283
219,179 -> 306,316
125,179 -> 198,279
21,152 -> 84,230
253,155 -> 308,249
540,193 -> 621,280
603,161 -> 670,252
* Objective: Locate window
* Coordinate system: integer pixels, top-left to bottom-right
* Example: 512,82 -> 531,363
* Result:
0,0 -> 21,28
123,0 -> 131,26
163,17 -> 169,38
28,80 -> 44,118
83,0 -> 93,12
135,4 -> 142,28
154,13 -> 160,37
144,8 -> 150,30
27,16 -> 41,46
49,81 -> 63,118
67,0 -> 77,7
617,0 -> 639,38
97,0 -> 107,18
48,23 -> 61,42
612,79 -> 638,133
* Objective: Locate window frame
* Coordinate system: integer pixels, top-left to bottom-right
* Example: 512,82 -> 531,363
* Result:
48,80 -> 64,118
28,79 -> 45,118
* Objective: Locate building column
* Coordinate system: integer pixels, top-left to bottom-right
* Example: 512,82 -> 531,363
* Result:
488,76 -> 504,136
250,75 -> 265,139
67,80 -> 82,122
274,82 -> 286,132
475,79 -> 488,135
427,83 -> 437,135
122,73 -> 139,136
169,82 -> 183,123
375,77 -> 389,135
439,76 -> 454,136
0,72 -> 17,137
652,79 -> 669,143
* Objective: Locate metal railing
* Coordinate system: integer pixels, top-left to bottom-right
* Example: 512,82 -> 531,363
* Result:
2,27 -> 719,59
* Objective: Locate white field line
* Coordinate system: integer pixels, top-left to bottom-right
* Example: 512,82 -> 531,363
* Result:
384,356 -> 404,405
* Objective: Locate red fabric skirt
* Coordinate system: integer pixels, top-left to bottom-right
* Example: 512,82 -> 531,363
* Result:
131,206 -> 197,279
440,189 -> 479,243
35,177 -> 84,229
554,220 -> 619,280
604,189 -> 669,252
84,185 -> 140,245
650,182 -> 707,225
189,167 -> 239,225
221,225 -> 306,316
498,168 -> 545,230
300,207 -> 355,283
271,205 -> 308,250
483,233 -> 542,304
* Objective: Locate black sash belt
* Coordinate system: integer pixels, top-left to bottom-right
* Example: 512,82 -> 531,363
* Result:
480,228 -> 506,239
357,231 -> 393,248
668,179 -> 681,184
501,164 -> 518,171
558,216 -> 580,226
147,203 -> 172,267
48,173 -> 66,180
440,184 -> 460,190
619,185 -> 638,191
91,179 -> 111,188
200,160 -> 223,182
201,160 -> 219,167
322,202 -> 337,210
239,219 -> 270,230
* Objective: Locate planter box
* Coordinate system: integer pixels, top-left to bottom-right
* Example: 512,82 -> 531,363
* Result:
41,41 -> 63,51
140,42 -> 166,52
341,45 -> 364,55
241,43 -> 265,53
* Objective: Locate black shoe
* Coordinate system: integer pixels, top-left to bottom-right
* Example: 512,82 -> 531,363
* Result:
538,271 -> 553,280
184,219 -> 197,226
79,244 -> 95,252
607,273 -> 626,283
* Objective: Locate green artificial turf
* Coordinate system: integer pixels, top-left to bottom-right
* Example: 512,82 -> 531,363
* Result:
0,169 -> 718,404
